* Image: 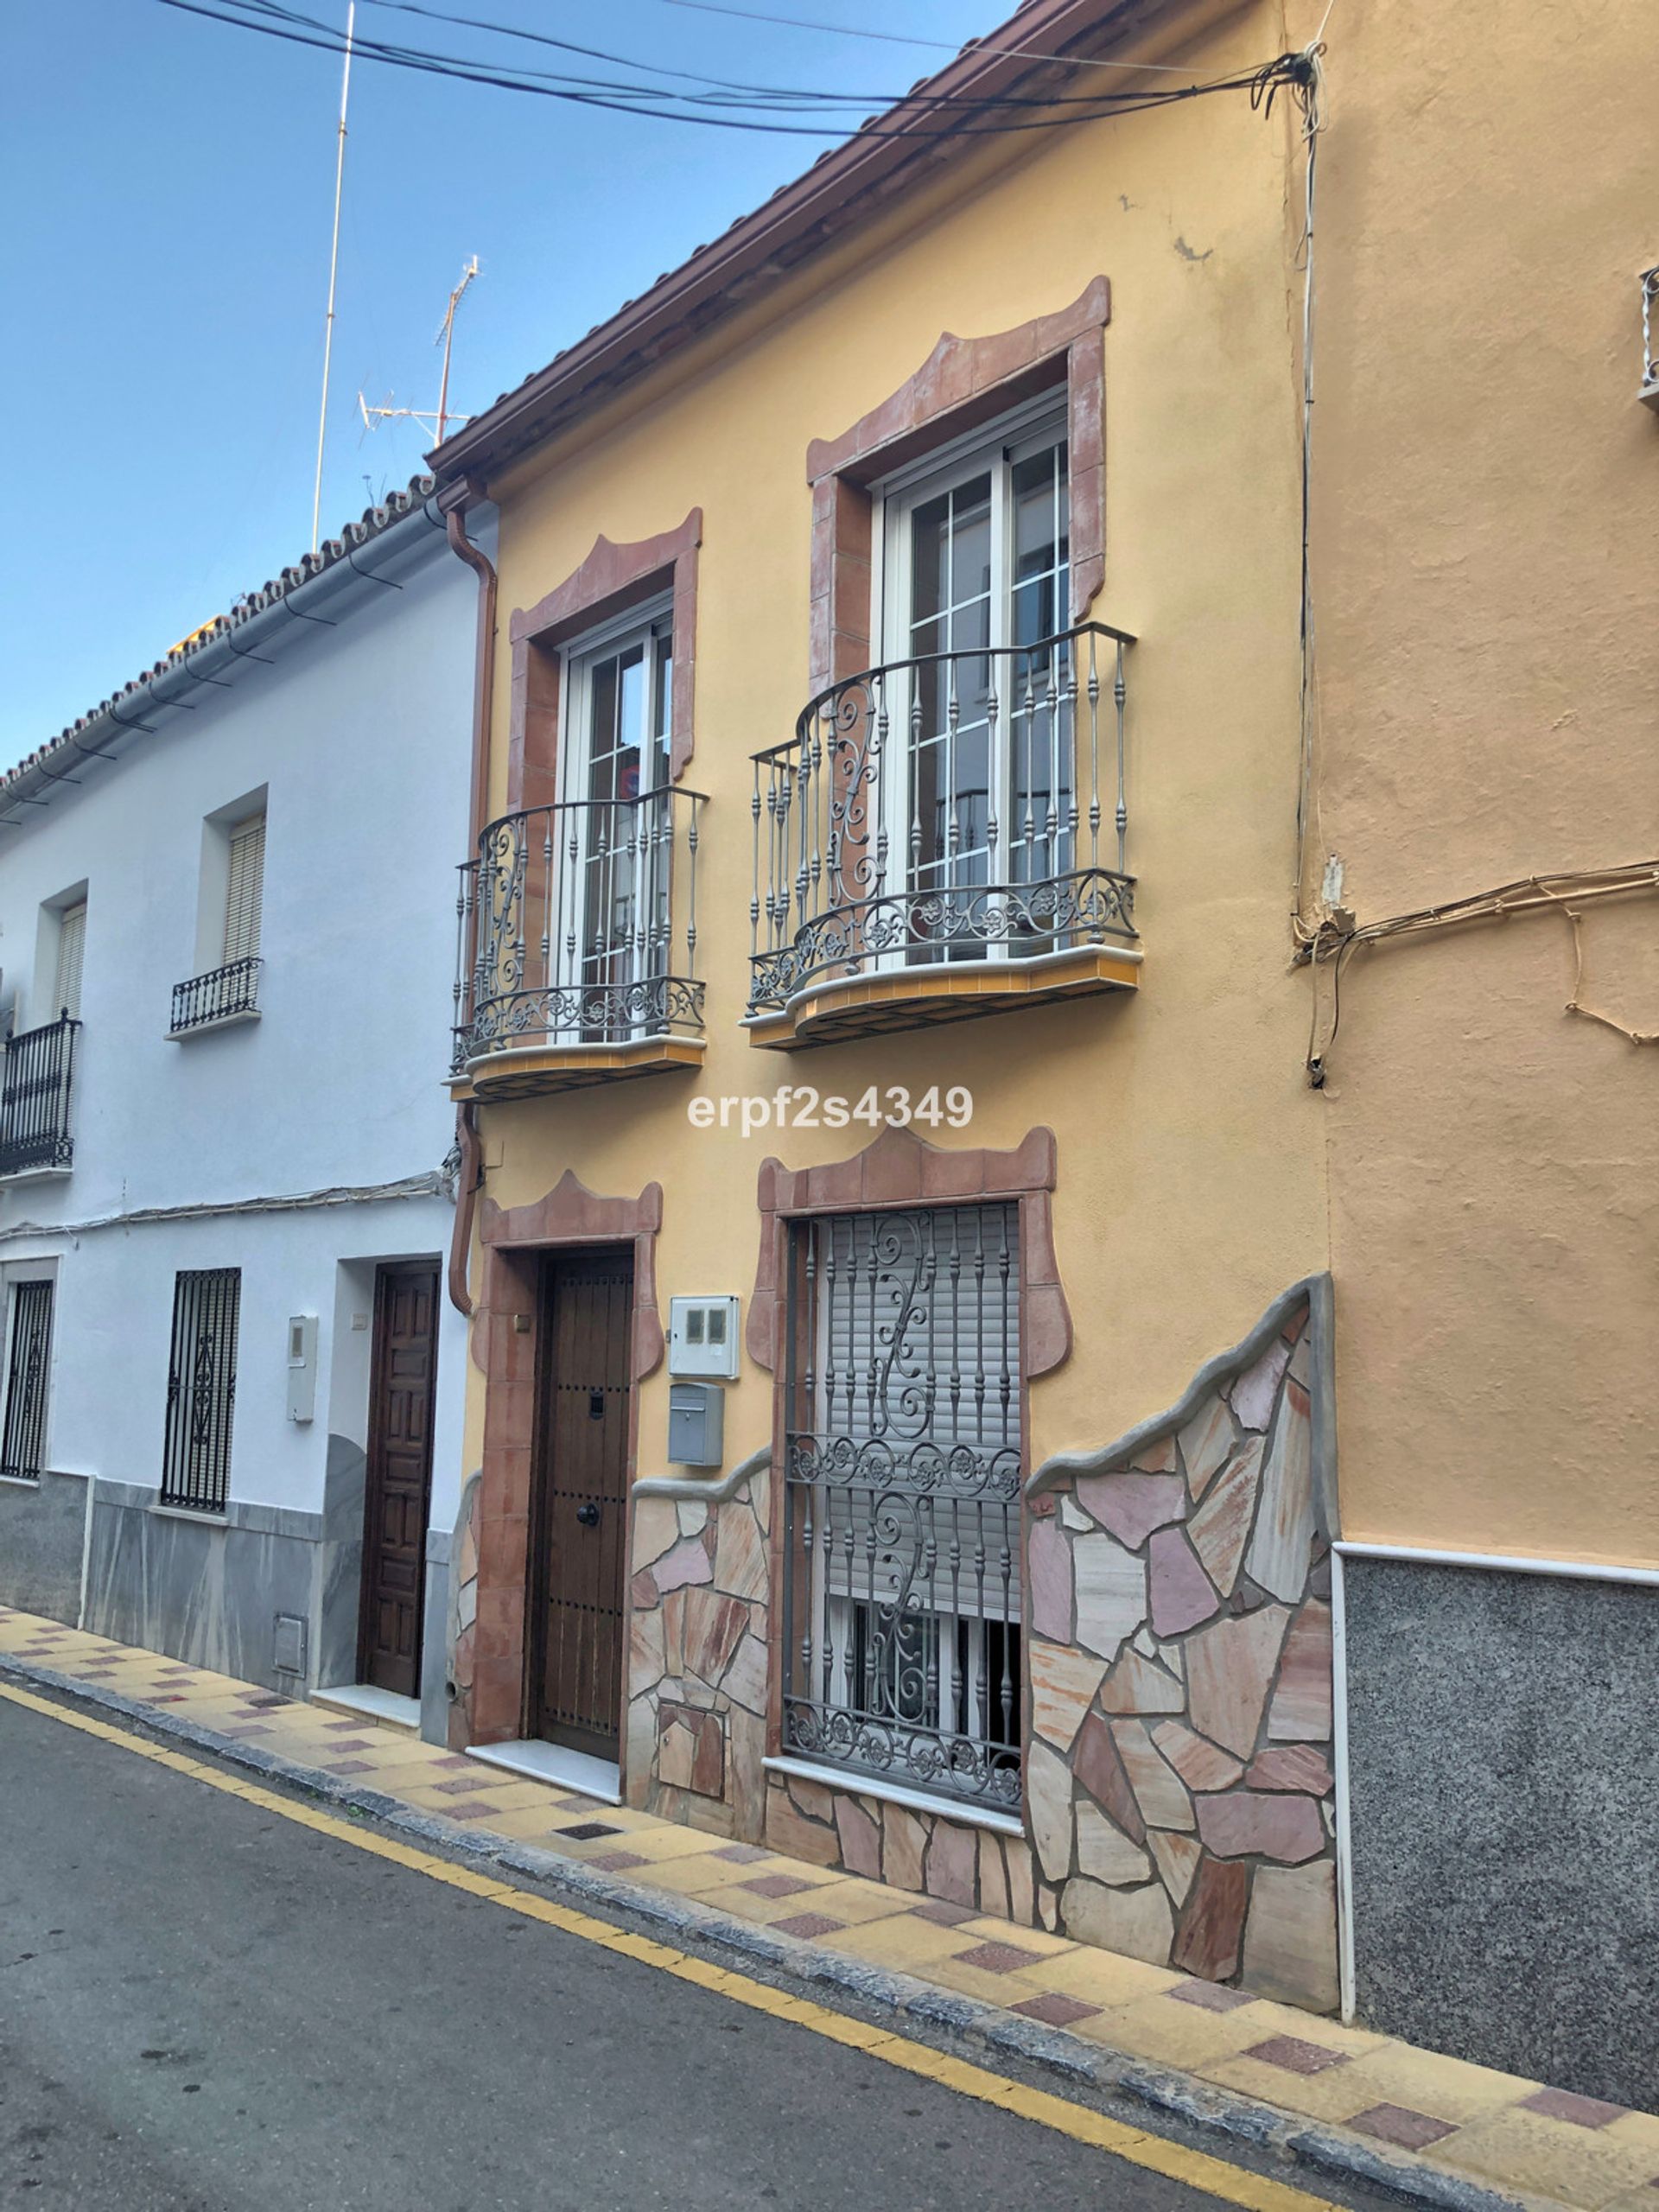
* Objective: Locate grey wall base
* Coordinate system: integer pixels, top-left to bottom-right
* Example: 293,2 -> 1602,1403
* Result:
317,1433 -> 367,1690
0,1471 -> 90,1624
84,1481 -> 322,1698
1344,1554 -> 1658,2112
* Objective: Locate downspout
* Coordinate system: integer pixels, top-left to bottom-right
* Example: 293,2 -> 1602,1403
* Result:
443,480 -> 496,1318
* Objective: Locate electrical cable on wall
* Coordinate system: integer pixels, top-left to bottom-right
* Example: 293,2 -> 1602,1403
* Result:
0,1168 -> 455,1247
1303,865 -> 1659,1084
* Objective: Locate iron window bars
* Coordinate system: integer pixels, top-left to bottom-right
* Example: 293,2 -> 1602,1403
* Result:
748,620 -> 1135,1020
1643,266 -> 1659,409
452,785 -> 706,1071
0,1014 -> 79,1177
782,1203 -> 1023,1814
169,956 -> 263,1035
162,1268 -> 240,1513
0,1280 -> 54,1482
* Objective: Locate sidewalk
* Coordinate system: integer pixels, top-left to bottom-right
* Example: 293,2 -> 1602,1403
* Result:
3,1605 -> 1654,2212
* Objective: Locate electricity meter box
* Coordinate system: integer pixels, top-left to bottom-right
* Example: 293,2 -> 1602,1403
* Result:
668,1381 -> 724,1467
669,1295 -> 740,1378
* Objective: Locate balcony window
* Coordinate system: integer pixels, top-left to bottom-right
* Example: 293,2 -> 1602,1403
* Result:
0,1014 -> 79,1179
749,416 -> 1137,1047
453,606 -> 706,1099
170,808 -> 264,1037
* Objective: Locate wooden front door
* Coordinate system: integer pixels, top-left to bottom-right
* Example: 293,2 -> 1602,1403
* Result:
530,1249 -> 632,1756
359,1262 -> 439,1697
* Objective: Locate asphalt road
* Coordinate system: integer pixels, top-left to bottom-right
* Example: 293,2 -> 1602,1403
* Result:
0,1693 -> 1360,2210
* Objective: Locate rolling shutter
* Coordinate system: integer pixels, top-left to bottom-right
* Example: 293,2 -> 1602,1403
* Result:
54,905 -> 86,1020
223,817 -> 266,964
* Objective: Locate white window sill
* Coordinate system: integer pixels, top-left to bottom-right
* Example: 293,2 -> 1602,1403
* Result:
149,1502 -> 230,1528
167,1009 -> 261,1041
0,1164 -> 72,1186
763,1754 -> 1024,1837
0,1472 -> 42,1489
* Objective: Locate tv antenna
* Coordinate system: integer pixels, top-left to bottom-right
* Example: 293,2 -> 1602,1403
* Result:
359,257 -> 481,446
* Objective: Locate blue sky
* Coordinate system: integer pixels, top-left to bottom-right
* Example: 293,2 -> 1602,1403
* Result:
1,0 -> 995,760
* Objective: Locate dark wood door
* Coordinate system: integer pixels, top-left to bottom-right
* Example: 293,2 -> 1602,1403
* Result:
530,1250 -> 632,1756
359,1262 -> 439,1697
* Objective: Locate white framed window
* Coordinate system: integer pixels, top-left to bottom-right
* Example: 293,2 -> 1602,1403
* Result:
873,406 -> 1073,931
556,601 -> 675,1035
223,813 -> 266,966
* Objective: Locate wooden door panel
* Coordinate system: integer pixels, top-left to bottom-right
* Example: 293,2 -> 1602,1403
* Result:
359,1264 -> 439,1698
531,1253 -> 632,1756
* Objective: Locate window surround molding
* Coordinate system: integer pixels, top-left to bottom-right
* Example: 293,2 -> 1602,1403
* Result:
506,509 -> 702,812
745,1122 -> 1071,1383
805,276 -> 1109,696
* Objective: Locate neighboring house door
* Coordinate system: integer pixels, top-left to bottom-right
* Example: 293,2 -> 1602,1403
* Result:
529,1249 -> 632,1758
359,1262 -> 439,1698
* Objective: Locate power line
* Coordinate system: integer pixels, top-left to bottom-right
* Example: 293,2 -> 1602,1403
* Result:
618,0 -> 1191,73
150,0 -> 1315,140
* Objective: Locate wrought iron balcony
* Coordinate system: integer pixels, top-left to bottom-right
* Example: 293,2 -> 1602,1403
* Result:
747,621 -> 1139,1049
452,785 -> 707,1101
169,956 -> 263,1037
0,1014 -> 79,1179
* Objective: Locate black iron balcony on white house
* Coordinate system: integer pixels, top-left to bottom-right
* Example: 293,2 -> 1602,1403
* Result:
168,955 -> 263,1038
450,784 -> 707,1101
746,620 -> 1140,1050
0,1013 -> 79,1179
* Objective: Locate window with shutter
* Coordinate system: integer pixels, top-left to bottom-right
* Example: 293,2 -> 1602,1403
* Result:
782,1203 -> 1023,1814
54,904 -> 86,1020
223,817 -> 265,965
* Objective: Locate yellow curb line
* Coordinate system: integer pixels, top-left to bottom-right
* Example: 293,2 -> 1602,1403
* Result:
1,1677 -> 1336,2212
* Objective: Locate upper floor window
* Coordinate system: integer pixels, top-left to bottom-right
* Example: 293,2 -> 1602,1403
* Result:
54,902 -> 86,1021
223,812 -> 266,965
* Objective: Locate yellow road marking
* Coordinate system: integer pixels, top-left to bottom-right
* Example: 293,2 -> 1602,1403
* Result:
0,1678 -> 1335,2212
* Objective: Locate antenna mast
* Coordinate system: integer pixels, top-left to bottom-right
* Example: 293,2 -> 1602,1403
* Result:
358,258 -> 482,445
311,2 -> 356,552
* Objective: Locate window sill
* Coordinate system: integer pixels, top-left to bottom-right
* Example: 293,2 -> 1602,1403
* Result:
0,1163 -> 73,1186
0,1472 -> 41,1489
762,1754 -> 1024,1838
149,1502 -> 231,1528
167,1009 -> 261,1041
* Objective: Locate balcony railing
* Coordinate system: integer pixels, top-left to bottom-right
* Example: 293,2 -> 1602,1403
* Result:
0,1014 -> 79,1177
748,621 -> 1137,1029
169,956 -> 263,1035
453,785 -> 706,1080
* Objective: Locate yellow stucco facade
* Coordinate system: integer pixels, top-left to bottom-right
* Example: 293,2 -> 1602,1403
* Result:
430,0 -> 1659,2069
463,0 -> 1322,1484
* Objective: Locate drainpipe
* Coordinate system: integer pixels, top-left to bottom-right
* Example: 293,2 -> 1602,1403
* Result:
443,480 -> 497,1319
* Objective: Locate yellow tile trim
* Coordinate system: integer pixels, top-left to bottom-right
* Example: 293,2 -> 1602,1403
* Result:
0,1676 -> 1331,2212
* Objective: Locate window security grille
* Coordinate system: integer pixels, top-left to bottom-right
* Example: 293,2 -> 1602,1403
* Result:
162,1268 -> 240,1512
782,1203 -> 1022,1813
224,817 -> 265,965
54,904 -> 86,1020
0,1280 -> 54,1481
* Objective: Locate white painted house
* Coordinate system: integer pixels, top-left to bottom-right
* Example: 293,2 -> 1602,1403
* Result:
0,480 -> 488,1739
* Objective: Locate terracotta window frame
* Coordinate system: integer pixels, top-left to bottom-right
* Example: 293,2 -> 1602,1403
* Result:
747,1122 -> 1070,1382
805,277 -> 1109,696
458,1170 -> 664,1747
505,508 -> 702,813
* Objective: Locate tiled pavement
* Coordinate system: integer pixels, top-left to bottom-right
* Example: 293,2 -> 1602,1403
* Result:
4,1607 -> 1656,2212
